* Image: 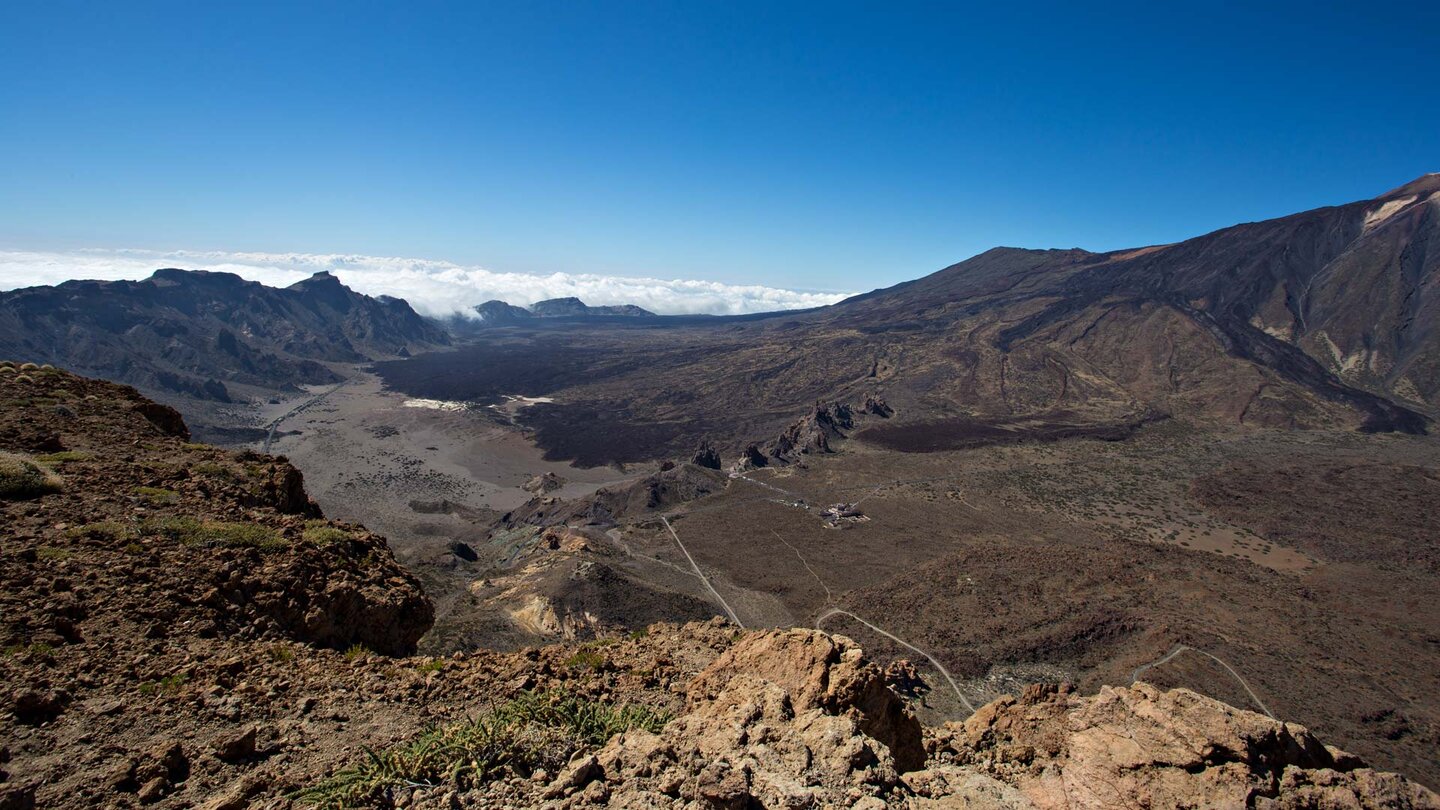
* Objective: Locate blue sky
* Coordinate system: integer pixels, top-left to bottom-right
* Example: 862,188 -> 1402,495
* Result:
1,1 -> 1436,308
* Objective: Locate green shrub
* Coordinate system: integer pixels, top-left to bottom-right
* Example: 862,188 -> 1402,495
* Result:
296,690 -> 667,808
0,451 -> 62,500
416,658 -> 445,674
0,367 -> 13,376
343,643 -> 370,661
181,442 -> 210,451
191,461 -> 241,482
139,672 -> 189,696
142,515 -> 203,542
199,521 -> 285,550
12,375 -> 33,384
68,520 -> 134,542
134,486 -> 179,504
142,516 -> 286,550
563,649 -> 606,671
18,362 -> 37,371
34,450 -> 92,465
303,520 -> 352,545
36,546 -> 73,561
3,642 -> 54,658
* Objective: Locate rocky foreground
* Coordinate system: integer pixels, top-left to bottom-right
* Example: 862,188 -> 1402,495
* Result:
1,364 -> 1435,809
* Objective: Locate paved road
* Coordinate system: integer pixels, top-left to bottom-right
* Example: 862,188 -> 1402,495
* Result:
261,379 -> 349,454
659,515 -> 745,628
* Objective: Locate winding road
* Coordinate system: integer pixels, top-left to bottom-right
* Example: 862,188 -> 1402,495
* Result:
1130,644 -> 1274,718
817,608 -> 976,713
642,459 -> 1273,724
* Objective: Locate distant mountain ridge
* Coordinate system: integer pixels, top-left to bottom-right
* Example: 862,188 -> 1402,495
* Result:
473,296 -> 656,323
0,268 -> 449,402
376,174 -> 1439,466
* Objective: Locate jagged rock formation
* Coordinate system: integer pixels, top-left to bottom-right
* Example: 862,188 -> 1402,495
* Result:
530,297 -> 656,318
493,630 -> 1439,809
0,268 -> 448,403
471,297 -> 656,324
690,440 -> 722,470
733,401 -> 868,469
502,463 -> 727,529
862,394 -> 894,417
921,681 -> 1440,809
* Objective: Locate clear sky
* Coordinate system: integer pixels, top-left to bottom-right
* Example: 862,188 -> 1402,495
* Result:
1,1 -> 1436,307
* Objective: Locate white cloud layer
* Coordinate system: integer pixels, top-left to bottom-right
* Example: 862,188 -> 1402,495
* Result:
0,247 -> 852,317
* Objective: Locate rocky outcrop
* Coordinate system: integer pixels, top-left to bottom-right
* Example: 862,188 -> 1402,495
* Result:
502,463 -> 727,529
522,472 -> 565,494
758,401 -> 855,464
535,631 -> 1438,809
471,297 -> 656,324
922,682 -> 1440,809
553,629 -> 923,808
233,451 -> 322,517
690,440 -> 722,470
862,394 -> 894,418
687,630 -> 926,772
130,399 -> 191,439
0,366 -> 432,656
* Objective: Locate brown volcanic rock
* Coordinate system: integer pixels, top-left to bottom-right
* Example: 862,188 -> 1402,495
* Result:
572,628 -> 923,808
537,634 -> 1435,809
923,682 -> 1439,809
0,365 -> 431,655
687,629 -> 926,772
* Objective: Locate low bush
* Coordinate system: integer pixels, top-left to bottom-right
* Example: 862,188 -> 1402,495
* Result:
296,690 -> 667,808
191,461 -> 241,482
562,649 -> 607,671
0,451 -> 63,500
134,486 -> 180,504
68,520 -> 135,543
138,672 -> 189,696
34,450 -> 92,465
142,516 -> 286,550
303,520 -> 352,545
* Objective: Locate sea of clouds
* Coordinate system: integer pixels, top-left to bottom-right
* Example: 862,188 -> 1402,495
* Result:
0,248 -> 852,317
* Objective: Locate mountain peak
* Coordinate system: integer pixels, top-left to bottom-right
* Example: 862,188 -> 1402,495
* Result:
1379,172 -> 1440,199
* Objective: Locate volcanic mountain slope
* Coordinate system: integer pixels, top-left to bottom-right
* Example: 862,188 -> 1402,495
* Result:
2,365 -> 1434,808
0,268 -> 448,404
379,175 -> 1438,466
